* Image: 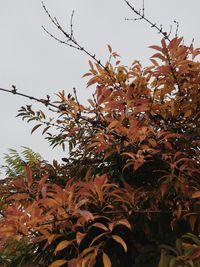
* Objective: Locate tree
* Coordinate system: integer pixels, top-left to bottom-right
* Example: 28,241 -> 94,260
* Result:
0,1 -> 200,266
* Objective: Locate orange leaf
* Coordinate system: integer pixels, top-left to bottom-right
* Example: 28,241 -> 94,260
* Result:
82,246 -> 95,256
54,240 -> 71,255
7,193 -> 29,201
149,45 -> 163,52
87,76 -> 100,87
49,259 -> 68,267
151,53 -> 166,61
192,191 -> 200,199
102,252 -> 111,267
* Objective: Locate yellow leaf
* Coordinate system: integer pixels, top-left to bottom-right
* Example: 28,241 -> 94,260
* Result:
192,191 -> 200,199
54,240 -> 71,255
49,259 -> 67,267
102,252 -> 111,267
111,235 -> 127,252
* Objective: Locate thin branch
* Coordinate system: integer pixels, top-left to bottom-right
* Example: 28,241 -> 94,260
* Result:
70,10 -> 75,39
0,86 -> 126,140
36,119 -> 67,131
41,2 -> 107,72
73,87 -> 81,115
42,26 -> 78,49
0,87 -> 56,108
124,0 -> 170,41
167,25 -> 173,39
174,20 -> 179,37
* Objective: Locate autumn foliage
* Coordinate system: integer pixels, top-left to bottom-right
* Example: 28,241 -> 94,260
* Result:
0,30 -> 200,267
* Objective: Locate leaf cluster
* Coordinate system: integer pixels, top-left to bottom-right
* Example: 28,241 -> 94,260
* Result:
0,2 -> 200,265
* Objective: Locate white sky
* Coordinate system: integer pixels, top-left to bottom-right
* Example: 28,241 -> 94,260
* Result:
0,0 -> 200,175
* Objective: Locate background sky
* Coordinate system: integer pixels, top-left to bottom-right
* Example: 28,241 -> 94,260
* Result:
0,0 -> 200,176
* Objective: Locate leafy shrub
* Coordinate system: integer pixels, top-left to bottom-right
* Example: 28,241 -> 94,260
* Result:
0,2 -> 200,267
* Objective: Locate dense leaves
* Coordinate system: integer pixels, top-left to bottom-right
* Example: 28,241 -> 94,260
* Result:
0,36 -> 200,266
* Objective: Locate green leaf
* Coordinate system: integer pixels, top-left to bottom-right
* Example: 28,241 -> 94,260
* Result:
31,124 -> 42,134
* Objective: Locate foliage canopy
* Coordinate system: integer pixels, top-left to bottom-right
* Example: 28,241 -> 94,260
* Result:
0,1 -> 199,267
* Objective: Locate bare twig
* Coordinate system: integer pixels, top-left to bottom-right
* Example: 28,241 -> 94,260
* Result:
174,20 -> 179,37
70,10 -> 75,39
73,87 -> 81,116
124,0 -> 170,41
41,2 -> 107,72
0,87 -> 55,108
42,26 -> 78,49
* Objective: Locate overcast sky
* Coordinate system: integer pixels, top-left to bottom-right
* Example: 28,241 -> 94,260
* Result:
0,0 -> 200,175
